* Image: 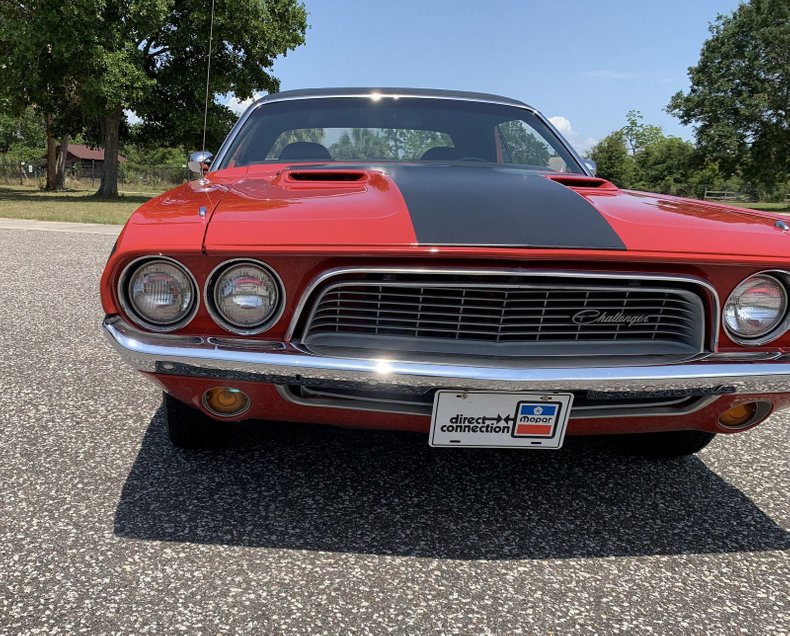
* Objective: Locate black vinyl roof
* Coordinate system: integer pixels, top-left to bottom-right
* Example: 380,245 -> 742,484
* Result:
258,87 -> 532,110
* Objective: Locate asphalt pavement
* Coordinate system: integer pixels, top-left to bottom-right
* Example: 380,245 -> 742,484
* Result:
0,224 -> 788,634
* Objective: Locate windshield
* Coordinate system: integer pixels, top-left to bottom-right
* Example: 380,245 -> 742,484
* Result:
217,97 -> 583,173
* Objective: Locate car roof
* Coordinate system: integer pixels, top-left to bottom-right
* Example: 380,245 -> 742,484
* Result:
256,87 -> 533,110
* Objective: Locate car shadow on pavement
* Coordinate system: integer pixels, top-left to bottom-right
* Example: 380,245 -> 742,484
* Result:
114,407 -> 790,560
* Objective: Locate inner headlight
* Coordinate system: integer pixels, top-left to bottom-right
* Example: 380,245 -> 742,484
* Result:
122,258 -> 197,331
208,260 -> 283,334
724,273 -> 788,342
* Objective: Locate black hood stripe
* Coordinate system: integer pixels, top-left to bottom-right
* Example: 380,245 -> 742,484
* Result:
385,165 -> 626,250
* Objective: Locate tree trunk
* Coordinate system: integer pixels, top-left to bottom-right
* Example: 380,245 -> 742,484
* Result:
45,133 -> 58,191
97,108 -> 122,197
55,133 -> 69,190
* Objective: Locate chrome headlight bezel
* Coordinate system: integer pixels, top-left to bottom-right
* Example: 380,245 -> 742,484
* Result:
205,258 -> 286,335
117,256 -> 199,333
723,270 -> 790,345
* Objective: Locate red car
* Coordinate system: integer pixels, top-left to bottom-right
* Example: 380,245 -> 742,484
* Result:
101,88 -> 790,456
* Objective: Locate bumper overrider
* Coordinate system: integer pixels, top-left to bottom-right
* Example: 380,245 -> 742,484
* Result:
104,317 -> 790,397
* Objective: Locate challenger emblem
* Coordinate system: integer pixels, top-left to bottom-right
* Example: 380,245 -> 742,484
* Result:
572,309 -> 653,326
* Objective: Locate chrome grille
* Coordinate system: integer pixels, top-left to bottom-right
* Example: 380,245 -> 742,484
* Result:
299,272 -> 707,362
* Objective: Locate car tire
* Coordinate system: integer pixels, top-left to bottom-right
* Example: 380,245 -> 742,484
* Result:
612,430 -> 716,458
163,392 -> 233,450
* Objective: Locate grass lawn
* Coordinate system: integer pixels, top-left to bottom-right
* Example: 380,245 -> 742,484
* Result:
723,201 -> 790,214
1,183 -> 786,225
0,185 -> 156,224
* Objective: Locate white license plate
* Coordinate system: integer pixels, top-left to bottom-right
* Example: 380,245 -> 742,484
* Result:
429,391 -> 574,449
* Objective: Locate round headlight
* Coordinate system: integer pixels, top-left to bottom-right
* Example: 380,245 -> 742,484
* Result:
208,260 -> 283,334
122,258 -> 198,331
724,274 -> 788,342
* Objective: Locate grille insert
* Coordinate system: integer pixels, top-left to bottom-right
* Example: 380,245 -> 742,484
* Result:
299,273 -> 707,363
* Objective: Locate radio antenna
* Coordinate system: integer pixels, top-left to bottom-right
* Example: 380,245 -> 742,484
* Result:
201,0 -> 216,155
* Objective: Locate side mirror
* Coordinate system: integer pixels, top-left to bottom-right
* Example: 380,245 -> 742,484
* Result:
188,151 -> 214,175
583,158 -> 597,176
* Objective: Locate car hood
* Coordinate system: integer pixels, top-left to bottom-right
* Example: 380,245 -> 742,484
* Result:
201,164 -> 789,259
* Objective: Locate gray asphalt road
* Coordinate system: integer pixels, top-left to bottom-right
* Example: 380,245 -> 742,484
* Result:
0,225 -> 788,635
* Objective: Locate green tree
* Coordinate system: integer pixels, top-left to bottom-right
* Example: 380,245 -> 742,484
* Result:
0,106 -> 45,155
632,137 -> 696,196
394,129 -> 454,161
268,128 -> 326,158
380,129 -> 407,160
667,0 -> 790,190
0,1 -> 85,190
122,144 -> 187,167
499,120 -> 550,166
621,110 -> 664,156
684,161 -> 744,200
0,0 -> 308,196
587,131 -> 637,188
330,129 -> 393,161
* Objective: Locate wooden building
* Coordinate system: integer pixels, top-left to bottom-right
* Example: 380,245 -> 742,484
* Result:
44,143 -> 127,176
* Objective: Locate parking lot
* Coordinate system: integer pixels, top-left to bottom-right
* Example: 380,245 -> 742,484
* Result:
0,222 -> 788,634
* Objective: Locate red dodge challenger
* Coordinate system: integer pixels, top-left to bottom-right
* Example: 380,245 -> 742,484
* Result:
101,88 -> 790,455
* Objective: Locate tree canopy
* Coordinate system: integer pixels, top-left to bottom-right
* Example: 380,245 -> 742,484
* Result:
0,0 -> 88,188
130,0 -> 308,152
621,110 -> 663,156
0,0 -> 308,195
0,107 -> 44,158
588,131 -> 636,188
667,0 -> 790,190
327,128 -> 457,162
587,111 -> 735,198
330,129 -> 392,161
499,120 -> 551,167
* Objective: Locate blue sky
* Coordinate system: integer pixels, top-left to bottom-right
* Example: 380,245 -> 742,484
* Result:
227,0 -> 742,153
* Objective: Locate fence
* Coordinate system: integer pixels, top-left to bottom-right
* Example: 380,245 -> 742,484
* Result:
118,164 -> 190,190
703,189 -> 746,201
0,161 -> 42,184
0,160 -> 190,191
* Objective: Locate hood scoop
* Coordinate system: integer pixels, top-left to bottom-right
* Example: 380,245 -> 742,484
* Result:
545,174 -> 618,191
283,169 -> 369,184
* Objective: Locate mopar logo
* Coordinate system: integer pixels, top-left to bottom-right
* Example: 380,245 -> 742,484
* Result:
571,309 -> 654,326
518,403 -> 556,422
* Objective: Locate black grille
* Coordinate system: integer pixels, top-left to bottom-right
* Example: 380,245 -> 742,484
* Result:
299,274 -> 706,361
285,385 -> 708,418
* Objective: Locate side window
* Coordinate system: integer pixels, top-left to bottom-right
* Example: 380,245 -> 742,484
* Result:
497,120 -> 568,171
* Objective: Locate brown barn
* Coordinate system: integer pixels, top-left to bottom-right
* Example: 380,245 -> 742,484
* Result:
43,143 -> 127,176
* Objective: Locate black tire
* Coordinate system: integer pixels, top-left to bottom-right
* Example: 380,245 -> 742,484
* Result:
163,392 -> 233,449
612,430 -> 716,458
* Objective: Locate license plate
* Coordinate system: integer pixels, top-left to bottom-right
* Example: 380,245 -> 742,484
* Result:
429,391 -> 574,449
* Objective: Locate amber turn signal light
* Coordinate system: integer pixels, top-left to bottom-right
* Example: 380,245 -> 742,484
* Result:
202,387 -> 250,417
718,402 -> 758,429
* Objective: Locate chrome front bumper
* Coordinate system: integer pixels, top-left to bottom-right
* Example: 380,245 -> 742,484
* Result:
103,317 -> 790,396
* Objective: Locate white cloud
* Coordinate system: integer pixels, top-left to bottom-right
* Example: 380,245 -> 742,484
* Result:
548,116 -> 597,153
581,70 -> 641,81
226,93 -> 262,114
